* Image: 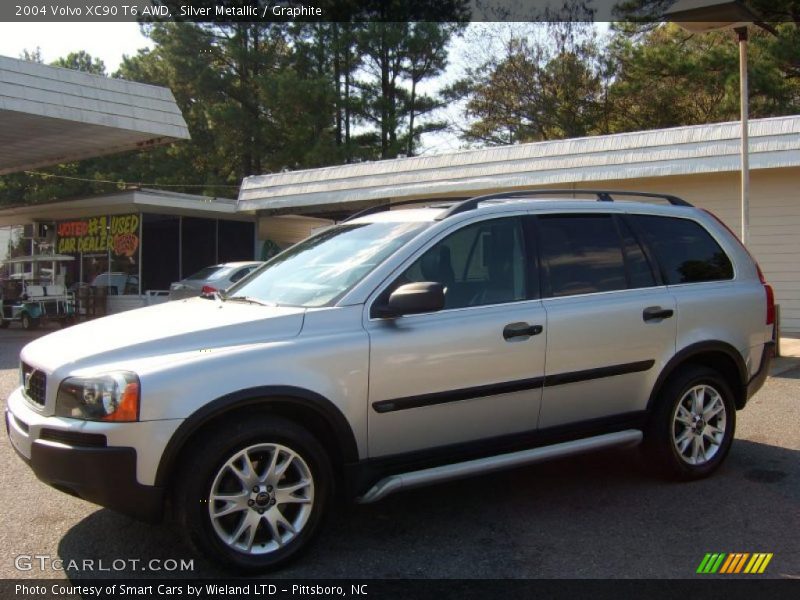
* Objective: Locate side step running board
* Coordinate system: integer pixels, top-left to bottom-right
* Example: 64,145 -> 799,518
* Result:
357,429 -> 643,504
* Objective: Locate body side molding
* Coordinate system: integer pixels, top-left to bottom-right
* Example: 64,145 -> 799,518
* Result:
373,359 -> 655,413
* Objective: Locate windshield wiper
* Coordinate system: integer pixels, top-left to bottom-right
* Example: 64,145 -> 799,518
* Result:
224,295 -> 278,307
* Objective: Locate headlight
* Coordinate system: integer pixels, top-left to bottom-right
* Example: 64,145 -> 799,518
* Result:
55,372 -> 140,422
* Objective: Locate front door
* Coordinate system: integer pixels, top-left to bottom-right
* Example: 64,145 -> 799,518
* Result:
365,216 -> 547,458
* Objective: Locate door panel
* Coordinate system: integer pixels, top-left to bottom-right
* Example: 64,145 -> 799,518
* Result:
539,290 -> 676,428
366,301 -> 547,457
365,215 -> 546,458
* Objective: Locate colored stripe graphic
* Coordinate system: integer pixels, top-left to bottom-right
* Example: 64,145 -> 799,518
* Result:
698,553 -> 727,573
697,553 -> 713,573
700,552 -> 773,574
734,553 -> 750,573
719,554 -> 736,574
758,554 -> 774,573
744,553 -> 774,574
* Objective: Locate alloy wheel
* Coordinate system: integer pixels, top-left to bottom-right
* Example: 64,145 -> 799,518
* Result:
671,384 -> 727,466
208,443 -> 314,555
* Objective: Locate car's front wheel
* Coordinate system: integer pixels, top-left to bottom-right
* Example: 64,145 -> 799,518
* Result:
21,313 -> 39,330
174,415 -> 333,572
645,365 -> 736,480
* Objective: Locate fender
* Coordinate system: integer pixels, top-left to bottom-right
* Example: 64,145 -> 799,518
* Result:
647,340 -> 748,411
154,386 -> 359,487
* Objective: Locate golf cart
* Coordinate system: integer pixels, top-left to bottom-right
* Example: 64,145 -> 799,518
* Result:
0,255 -> 77,330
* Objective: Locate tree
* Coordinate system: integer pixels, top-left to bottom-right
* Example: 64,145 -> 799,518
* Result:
51,51 -> 106,75
19,48 -> 43,63
606,21 -> 800,132
452,22 -> 607,145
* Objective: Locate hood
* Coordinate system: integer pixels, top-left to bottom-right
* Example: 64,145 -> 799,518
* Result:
22,298 -> 306,373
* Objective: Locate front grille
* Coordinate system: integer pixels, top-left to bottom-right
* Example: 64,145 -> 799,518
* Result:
21,362 -> 46,407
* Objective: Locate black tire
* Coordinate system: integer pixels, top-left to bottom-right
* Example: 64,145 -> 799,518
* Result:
644,365 -> 736,480
21,313 -> 37,330
173,414 -> 333,573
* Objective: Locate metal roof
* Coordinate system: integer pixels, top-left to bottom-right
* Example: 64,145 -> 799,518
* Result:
238,115 -> 800,214
0,55 -> 190,175
0,189 -> 252,227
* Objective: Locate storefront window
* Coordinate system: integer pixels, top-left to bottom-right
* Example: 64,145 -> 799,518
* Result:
181,217 -> 217,278
54,213 -> 254,295
56,213 -> 141,294
142,214 -> 179,291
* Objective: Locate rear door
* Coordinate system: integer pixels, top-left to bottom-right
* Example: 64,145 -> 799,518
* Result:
535,213 -> 677,429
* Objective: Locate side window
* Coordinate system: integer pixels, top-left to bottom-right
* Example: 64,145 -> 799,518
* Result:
229,267 -> 253,284
632,215 -> 734,284
617,217 -> 657,289
398,217 -> 527,310
538,214 -> 627,297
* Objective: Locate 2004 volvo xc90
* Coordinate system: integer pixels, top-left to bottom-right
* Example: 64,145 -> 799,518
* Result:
6,190 -> 775,571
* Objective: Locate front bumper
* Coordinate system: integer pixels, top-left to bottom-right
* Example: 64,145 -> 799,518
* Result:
6,393 -> 164,522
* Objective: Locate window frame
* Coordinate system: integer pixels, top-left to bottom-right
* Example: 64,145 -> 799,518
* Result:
368,214 -> 540,320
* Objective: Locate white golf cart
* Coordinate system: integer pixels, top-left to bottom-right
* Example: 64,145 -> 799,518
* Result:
0,255 -> 77,330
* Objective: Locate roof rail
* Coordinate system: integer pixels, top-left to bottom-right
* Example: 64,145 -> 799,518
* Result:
436,189 -> 692,220
342,197 -> 465,223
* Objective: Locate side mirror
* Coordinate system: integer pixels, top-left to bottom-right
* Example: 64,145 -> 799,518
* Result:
375,282 -> 445,318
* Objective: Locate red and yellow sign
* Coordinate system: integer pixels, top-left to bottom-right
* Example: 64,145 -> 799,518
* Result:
57,214 -> 140,257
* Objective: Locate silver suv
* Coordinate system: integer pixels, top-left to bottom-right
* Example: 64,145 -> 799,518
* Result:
5,190 -> 775,571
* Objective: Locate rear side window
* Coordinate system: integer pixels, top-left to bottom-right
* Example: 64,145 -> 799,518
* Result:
618,218 -> 656,289
631,215 -> 733,284
538,215 -> 627,297
186,266 -> 224,280
229,266 -> 255,283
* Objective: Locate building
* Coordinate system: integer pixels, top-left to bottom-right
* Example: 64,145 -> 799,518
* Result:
0,189 -> 256,312
0,55 -> 189,174
0,57 -> 266,314
239,115 -> 800,332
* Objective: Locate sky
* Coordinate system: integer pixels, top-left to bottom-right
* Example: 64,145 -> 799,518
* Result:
0,22 -> 152,72
0,21 -> 609,156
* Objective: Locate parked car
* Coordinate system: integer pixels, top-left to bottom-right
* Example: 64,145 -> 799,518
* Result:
6,190 -> 775,572
90,272 -> 139,295
168,262 -> 263,300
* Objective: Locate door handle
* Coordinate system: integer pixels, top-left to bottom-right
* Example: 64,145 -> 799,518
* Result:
503,322 -> 543,340
643,306 -> 674,322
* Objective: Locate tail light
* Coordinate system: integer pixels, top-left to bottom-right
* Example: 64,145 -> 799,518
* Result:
756,264 -> 775,326
702,210 -> 774,326
201,285 -> 217,295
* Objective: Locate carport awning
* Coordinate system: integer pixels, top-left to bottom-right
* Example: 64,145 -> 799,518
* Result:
0,55 -> 190,175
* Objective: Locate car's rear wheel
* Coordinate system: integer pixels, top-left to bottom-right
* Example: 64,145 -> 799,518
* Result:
174,415 -> 333,572
645,365 -> 736,480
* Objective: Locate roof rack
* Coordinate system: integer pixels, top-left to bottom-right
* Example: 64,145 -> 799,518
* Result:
342,197 -> 465,223
343,189 -> 692,224
436,189 -> 692,220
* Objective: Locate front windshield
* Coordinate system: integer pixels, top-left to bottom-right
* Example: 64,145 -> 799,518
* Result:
225,221 -> 428,307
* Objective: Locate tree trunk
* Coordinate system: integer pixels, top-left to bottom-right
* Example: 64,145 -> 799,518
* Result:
333,25 -> 343,148
407,78 -> 417,156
